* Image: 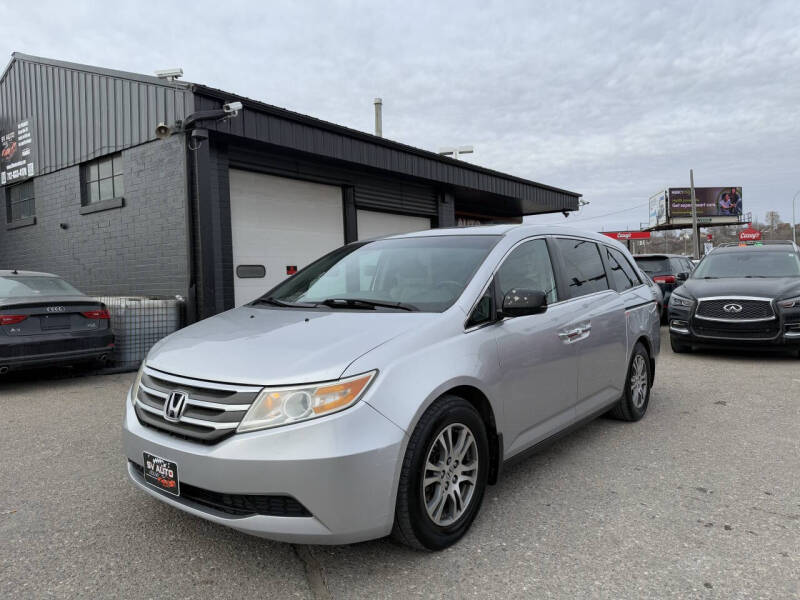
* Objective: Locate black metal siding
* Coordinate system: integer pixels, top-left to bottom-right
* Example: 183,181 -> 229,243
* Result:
0,55 -> 194,176
193,91 -> 579,214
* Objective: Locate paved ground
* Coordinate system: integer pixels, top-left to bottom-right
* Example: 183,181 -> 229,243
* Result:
1,332 -> 798,599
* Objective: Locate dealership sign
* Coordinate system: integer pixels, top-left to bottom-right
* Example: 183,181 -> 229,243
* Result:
0,118 -> 35,186
601,231 -> 651,240
738,228 -> 762,241
668,187 -> 742,219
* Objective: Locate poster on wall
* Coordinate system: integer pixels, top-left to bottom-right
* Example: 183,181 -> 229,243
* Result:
668,187 -> 742,218
1,118 -> 35,186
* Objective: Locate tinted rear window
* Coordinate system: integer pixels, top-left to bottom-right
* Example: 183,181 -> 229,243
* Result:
635,257 -> 670,275
0,276 -> 83,298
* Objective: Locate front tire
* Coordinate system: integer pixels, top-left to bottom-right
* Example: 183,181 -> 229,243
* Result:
392,395 -> 489,550
608,342 -> 652,422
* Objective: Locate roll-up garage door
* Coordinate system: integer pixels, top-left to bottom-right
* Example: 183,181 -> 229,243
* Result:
230,170 -> 344,305
356,209 -> 431,240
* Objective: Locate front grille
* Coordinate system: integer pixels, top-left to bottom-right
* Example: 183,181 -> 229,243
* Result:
695,298 -> 774,321
692,317 -> 780,340
130,462 -> 310,517
134,367 -> 260,443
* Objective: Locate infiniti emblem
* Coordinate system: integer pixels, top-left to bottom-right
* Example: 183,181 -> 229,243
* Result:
164,391 -> 188,422
722,303 -> 743,314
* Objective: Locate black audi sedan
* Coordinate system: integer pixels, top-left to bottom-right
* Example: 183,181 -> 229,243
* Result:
0,270 -> 114,373
667,242 -> 800,355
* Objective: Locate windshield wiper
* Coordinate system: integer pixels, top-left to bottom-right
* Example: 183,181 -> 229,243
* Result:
318,298 -> 419,312
700,276 -> 719,279
252,296 -> 315,308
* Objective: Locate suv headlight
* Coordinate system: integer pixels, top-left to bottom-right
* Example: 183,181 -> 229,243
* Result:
778,296 -> 800,309
670,293 -> 695,308
237,371 -> 377,433
131,361 -> 145,405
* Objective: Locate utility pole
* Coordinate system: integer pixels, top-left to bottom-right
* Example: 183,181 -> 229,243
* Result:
690,169 -> 700,259
793,189 -> 800,245
374,98 -> 382,137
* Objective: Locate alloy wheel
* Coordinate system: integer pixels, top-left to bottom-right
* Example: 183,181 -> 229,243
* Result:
422,423 -> 479,527
630,354 -> 648,409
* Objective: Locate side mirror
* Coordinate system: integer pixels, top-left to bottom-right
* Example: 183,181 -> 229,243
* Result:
676,272 -> 689,282
501,289 -> 547,318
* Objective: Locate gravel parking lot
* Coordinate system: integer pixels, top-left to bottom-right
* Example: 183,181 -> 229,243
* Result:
1,332 -> 798,599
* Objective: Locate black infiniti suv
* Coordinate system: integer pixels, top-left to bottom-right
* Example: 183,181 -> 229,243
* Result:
667,241 -> 800,355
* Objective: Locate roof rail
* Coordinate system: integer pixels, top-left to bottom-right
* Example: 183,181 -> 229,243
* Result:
714,240 -> 799,249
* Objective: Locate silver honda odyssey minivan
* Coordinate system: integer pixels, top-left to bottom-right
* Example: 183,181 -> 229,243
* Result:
123,224 -> 660,550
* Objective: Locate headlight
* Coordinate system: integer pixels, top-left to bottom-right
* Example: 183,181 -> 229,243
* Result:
237,370 -> 377,433
670,293 -> 695,308
131,361 -> 145,405
778,296 -> 800,309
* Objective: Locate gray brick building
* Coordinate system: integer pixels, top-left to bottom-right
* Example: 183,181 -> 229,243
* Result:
0,53 -> 580,322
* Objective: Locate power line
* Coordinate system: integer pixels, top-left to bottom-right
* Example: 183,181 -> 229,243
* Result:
568,201 -> 649,223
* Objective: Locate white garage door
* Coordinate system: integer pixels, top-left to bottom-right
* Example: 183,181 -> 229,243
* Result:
357,209 -> 431,240
230,170 -> 344,305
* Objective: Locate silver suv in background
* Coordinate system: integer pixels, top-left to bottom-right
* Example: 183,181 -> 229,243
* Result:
123,225 -> 660,550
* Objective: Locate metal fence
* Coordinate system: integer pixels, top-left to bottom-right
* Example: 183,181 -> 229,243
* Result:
96,296 -> 185,371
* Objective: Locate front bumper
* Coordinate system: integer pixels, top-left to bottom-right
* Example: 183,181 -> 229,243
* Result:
0,330 -> 114,369
668,305 -> 800,348
122,388 -> 407,544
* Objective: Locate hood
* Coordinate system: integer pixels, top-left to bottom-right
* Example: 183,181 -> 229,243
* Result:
147,306 -> 439,386
678,277 -> 800,300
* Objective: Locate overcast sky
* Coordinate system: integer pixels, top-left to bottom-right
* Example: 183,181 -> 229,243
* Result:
2,0 -> 799,230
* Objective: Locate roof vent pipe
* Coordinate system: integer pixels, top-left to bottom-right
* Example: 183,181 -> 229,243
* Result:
374,98 -> 382,137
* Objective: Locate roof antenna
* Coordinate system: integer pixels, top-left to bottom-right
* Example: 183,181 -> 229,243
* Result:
11,269 -> 18,274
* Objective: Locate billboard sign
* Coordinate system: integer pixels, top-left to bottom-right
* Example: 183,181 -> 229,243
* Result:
667,187 -> 742,219
601,231 -> 651,240
0,118 -> 35,186
648,190 -> 667,227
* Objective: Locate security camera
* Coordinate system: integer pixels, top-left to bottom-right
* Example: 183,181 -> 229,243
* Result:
222,101 -> 243,115
155,122 -> 172,139
154,68 -> 183,81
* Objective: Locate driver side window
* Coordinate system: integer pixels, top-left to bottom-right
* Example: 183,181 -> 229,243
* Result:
495,239 -> 558,304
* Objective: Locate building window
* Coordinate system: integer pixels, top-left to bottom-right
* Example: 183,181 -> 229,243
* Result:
82,154 -> 124,206
6,180 -> 35,223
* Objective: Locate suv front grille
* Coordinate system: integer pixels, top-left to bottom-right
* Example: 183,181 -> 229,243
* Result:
134,367 -> 260,443
129,462 -> 310,517
695,298 -> 774,321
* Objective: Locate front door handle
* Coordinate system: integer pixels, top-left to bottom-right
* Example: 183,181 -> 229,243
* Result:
559,323 -> 591,343
558,328 -> 583,342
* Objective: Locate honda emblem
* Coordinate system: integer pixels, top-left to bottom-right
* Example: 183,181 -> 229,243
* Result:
164,391 -> 188,422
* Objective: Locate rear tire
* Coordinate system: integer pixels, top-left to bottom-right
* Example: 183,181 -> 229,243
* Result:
670,336 -> 690,353
608,342 -> 651,422
392,395 -> 489,551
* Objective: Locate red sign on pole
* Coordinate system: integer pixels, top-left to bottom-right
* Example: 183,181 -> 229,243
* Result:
601,231 -> 651,240
738,228 -> 762,241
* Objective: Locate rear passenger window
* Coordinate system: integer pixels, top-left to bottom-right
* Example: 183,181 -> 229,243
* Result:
606,247 -> 641,291
553,238 -> 609,298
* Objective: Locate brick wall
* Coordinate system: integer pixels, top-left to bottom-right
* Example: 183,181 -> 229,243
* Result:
0,135 -> 189,298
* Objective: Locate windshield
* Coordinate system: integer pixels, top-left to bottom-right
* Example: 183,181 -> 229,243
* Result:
692,251 -> 800,278
264,235 -> 501,312
0,275 -> 84,298
634,257 -> 670,275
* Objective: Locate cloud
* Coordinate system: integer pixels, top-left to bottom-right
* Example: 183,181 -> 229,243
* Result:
3,0 -> 799,230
